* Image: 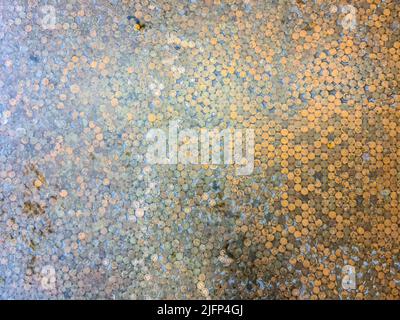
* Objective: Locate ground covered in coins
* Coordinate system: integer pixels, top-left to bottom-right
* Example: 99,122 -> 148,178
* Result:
0,0 -> 399,299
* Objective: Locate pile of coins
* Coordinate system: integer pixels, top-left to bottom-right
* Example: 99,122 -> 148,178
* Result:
0,0 -> 399,299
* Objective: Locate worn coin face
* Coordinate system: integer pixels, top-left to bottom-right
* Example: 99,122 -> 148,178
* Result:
0,0 -> 399,300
